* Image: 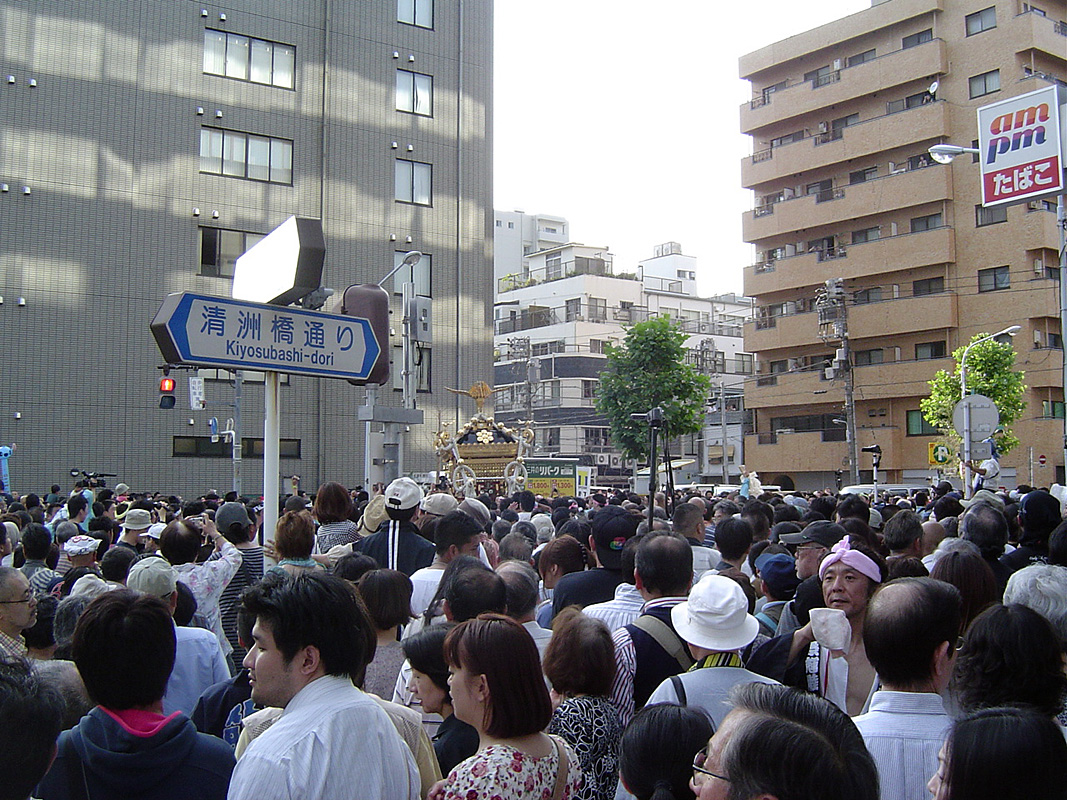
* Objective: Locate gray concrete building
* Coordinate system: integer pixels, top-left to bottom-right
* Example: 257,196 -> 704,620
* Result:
0,0 -> 494,498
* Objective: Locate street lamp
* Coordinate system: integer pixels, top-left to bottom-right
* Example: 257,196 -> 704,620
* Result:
927,144 -> 980,164
960,325 -> 1020,497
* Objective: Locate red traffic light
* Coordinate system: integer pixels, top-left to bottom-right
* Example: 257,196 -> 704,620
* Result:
159,377 -> 176,393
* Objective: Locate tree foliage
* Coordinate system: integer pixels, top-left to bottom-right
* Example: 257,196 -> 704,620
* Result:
919,334 -> 1027,455
595,315 -> 713,461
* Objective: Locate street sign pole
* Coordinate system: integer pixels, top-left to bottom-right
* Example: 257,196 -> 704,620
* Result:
264,372 -> 280,551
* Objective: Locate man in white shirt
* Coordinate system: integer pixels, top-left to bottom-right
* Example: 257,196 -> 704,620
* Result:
229,571 -> 419,800
853,578 -> 960,800
408,511 -> 483,617
673,501 -> 721,580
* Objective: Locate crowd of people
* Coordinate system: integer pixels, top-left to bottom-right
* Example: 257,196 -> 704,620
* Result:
2,474 -> 1067,800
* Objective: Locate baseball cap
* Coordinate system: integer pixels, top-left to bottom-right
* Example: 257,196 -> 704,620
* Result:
671,574 -> 760,652
215,502 -> 253,532
64,535 -> 99,556
421,493 -> 458,517
756,554 -> 801,600
122,508 -> 152,532
779,520 -> 845,550
142,523 -> 166,541
284,495 -> 311,513
590,505 -> 638,569
127,557 -> 178,599
384,477 -> 424,511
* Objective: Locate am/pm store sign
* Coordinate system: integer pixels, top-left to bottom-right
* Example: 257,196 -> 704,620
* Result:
978,85 -> 1065,207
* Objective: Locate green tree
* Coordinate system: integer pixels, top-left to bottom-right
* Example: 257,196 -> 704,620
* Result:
595,315 -> 713,460
919,333 -> 1027,456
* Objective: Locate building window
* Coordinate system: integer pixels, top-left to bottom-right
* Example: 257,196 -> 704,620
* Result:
850,166 -> 877,184
495,220 -> 501,227
398,0 -> 433,28
910,213 -> 942,233
394,159 -> 432,205
174,436 -> 301,458
1042,401 -> 1066,419
735,353 -> 754,374
396,70 -> 433,116
906,410 -> 939,436
969,70 -> 1000,99
565,298 -> 582,322
582,380 -> 598,399
544,428 -> 560,449
588,297 -> 607,322
847,49 -> 876,67
854,348 -> 884,366
770,130 -> 805,148
589,339 -> 607,355
200,128 -> 293,184
965,7 -> 997,35
769,359 -> 789,374
916,341 -> 947,360
978,266 -> 1010,293
975,204 -> 1008,227
913,277 -> 944,296
392,251 -> 432,297
851,227 -> 880,245
199,228 -> 264,278
902,29 -> 933,49
584,428 -> 610,449
203,30 -> 295,89
887,91 -> 930,114
853,287 -> 883,305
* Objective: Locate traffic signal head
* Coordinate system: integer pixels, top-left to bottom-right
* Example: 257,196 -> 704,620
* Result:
159,376 -> 176,409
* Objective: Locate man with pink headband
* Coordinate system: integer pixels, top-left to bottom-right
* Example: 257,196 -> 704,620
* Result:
746,537 -> 887,717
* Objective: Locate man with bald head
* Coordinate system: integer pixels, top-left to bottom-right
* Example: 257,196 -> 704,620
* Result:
853,577 -> 961,800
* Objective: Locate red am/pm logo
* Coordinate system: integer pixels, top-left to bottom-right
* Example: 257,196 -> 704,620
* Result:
984,102 -> 1051,166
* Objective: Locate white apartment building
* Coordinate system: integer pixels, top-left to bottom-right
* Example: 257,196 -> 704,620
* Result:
492,231 -> 753,488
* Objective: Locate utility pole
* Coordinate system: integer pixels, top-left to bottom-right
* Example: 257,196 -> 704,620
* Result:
818,278 -> 859,484
720,382 -> 729,486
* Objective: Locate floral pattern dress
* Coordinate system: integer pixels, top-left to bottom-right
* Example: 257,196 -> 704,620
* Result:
442,738 -> 583,800
547,695 -> 622,800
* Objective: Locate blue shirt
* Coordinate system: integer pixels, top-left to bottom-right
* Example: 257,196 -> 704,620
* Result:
164,624 -> 231,717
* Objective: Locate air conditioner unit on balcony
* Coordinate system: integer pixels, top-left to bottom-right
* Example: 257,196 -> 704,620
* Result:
1028,200 -> 1043,210
610,455 -> 622,468
832,59 -> 842,70
698,322 -> 713,334
595,453 -> 610,465
1034,258 -> 1045,274
776,428 -> 795,435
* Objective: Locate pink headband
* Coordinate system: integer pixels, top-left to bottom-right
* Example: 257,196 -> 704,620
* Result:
818,538 -> 882,584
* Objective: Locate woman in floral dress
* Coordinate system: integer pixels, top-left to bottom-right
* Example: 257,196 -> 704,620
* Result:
428,614 -> 583,800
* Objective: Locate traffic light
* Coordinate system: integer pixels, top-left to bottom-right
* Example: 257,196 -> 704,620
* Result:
159,375 -> 176,409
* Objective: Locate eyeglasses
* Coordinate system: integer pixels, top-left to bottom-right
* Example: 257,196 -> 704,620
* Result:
955,636 -> 966,651
0,593 -> 35,605
692,748 -> 730,788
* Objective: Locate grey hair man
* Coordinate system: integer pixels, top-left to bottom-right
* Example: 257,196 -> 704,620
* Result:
1004,564 -> 1067,647
497,560 -> 552,658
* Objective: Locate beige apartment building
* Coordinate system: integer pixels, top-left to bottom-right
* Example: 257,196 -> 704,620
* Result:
740,0 -> 1065,492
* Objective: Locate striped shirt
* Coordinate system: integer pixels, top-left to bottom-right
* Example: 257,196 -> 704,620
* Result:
315,520 -> 360,551
211,545 -> 264,663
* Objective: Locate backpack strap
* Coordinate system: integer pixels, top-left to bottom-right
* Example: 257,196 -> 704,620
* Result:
631,614 -> 694,671
670,674 -> 688,706
755,611 -> 777,632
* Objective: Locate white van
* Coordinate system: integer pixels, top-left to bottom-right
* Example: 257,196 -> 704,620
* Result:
840,484 -> 929,498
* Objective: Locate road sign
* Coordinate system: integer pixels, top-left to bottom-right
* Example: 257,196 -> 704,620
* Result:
188,377 -> 205,410
1040,454 -> 1047,466
151,292 -> 382,381
952,395 -> 1000,441
928,443 -> 950,466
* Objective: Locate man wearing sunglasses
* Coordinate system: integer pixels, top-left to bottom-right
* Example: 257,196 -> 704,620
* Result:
0,567 -> 38,659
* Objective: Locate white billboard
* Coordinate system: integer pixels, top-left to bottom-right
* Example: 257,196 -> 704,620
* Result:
977,85 -> 1065,207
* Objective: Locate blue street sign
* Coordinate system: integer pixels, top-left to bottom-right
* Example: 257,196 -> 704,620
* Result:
151,292 -> 382,381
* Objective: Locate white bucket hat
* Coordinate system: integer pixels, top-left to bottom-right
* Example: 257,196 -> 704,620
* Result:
671,574 -> 760,652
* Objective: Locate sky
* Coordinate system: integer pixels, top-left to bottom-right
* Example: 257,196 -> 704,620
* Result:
493,0 -> 871,297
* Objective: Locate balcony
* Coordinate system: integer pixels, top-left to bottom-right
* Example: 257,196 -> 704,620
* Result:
742,100 -> 948,188
498,255 -> 618,293
743,161 -> 951,242
745,226 -> 955,296
495,308 -> 559,335
1011,9 -> 1067,60
744,430 -> 850,472
849,292 -> 957,340
740,39 -> 947,133
739,0 -> 943,78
